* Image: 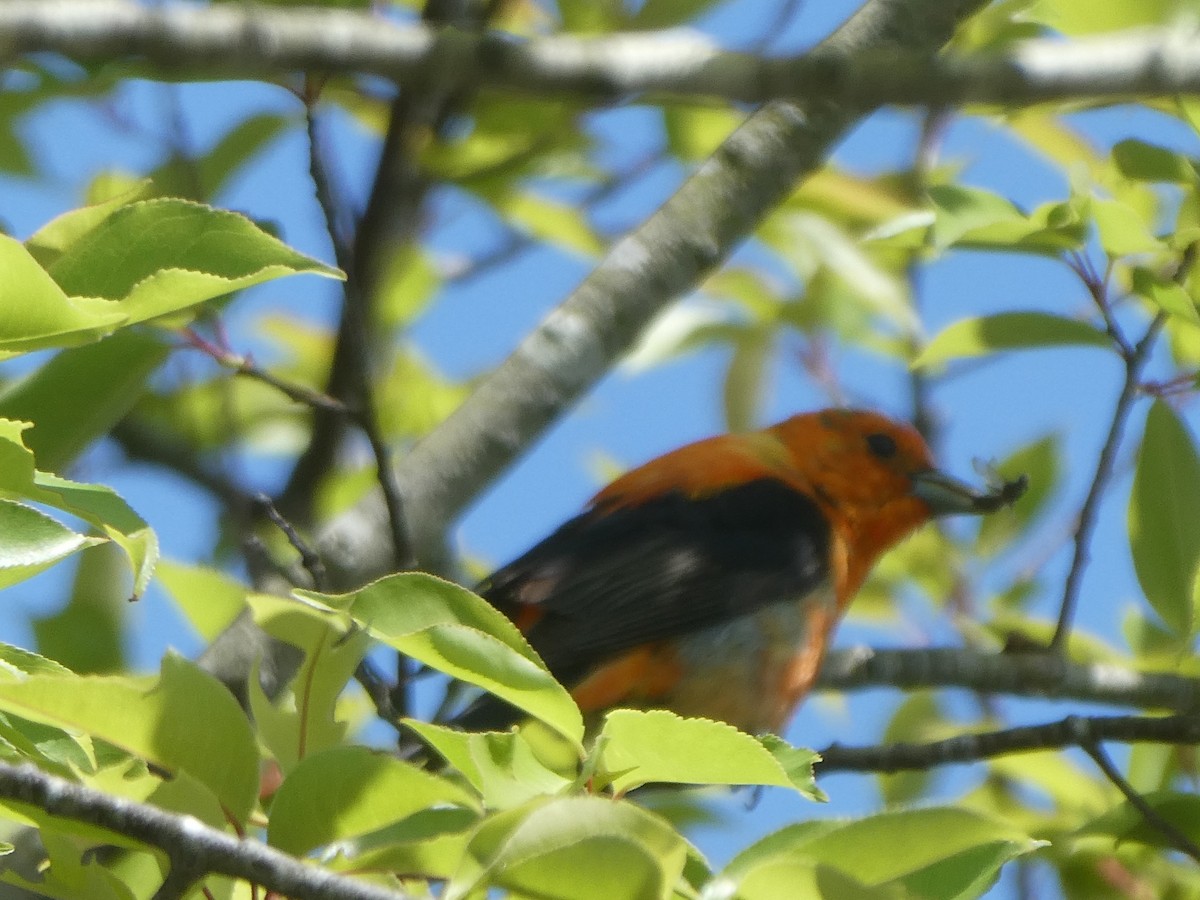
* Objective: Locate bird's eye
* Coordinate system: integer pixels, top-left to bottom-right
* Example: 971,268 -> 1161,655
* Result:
866,433 -> 898,459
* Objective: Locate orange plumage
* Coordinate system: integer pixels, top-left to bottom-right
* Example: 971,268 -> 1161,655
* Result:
465,408 -> 1018,734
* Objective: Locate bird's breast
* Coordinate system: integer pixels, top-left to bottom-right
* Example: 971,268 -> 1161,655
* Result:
571,585 -> 837,734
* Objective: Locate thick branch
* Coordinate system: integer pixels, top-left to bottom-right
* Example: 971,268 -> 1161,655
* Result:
817,713 -> 1200,773
0,762 -> 408,900
319,0 -> 989,579
817,647 -> 1200,712
3,2 -> 1200,107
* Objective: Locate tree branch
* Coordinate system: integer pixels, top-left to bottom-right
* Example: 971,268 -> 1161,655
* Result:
1050,243 -> 1198,649
0,762 -> 410,900
816,646 -> 1200,713
4,2 -> 1200,107
817,713 -> 1200,773
1081,736 -> 1200,863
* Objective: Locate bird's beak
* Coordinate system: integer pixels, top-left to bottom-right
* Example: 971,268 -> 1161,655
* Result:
911,469 -> 1028,517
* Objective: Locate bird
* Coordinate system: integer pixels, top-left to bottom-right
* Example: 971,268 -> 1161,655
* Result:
458,408 -> 1024,736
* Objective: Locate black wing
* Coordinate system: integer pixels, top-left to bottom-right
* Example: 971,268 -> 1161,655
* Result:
479,478 -> 831,688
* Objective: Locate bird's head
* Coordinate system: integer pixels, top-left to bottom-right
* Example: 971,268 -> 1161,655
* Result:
771,409 -> 1024,587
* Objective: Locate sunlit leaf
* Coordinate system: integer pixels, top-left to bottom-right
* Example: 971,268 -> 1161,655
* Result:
402,720 -> 574,809
595,710 -> 822,799
46,198 -> 343,309
0,500 -> 100,590
1091,196 -> 1161,256
0,237 -> 127,357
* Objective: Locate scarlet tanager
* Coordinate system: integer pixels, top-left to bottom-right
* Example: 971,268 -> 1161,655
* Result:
460,408 -> 1024,734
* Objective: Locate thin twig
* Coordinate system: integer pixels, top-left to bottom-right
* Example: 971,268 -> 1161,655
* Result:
253,496 -> 400,725
817,713 -> 1200,773
182,328 -> 351,415
1082,735 -> 1200,864
1049,245 -> 1199,649
254,493 -> 328,591
112,418 -> 254,515
303,77 -> 355,274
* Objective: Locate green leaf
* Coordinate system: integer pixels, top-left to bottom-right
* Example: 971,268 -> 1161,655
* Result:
721,808 -> 1041,900
490,190 -> 603,258
155,560 -> 247,642
33,543 -> 127,674
150,113 -> 291,200
248,593 -> 370,770
30,472 -> 158,600
923,185 -> 1088,255
297,574 -> 584,747
0,500 -> 101,590
1131,266 -> 1200,324
0,236 -> 127,357
0,654 -> 258,822
324,809 -> 477,880
927,184 -> 1028,249
766,212 -> 914,333
44,199 -> 341,319
268,745 -> 479,855
723,328 -> 772,434
914,312 -> 1109,369
1112,138 -> 1197,184
0,329 -> 169,471
445,796 -> 689,900
1027,0 -> 1176,35
555,0 -> 627,33
1091,196 -> 1162,256
24,180 -> 152,268
1128,400 -> 1200,637
876,693 -> 943,806
595,711 -> 822,799
0,419 -> 157,597
1081,790 -> 1200,849
662,104 -> 741,162
402,720 -> 574,809
629,0 -> 723,28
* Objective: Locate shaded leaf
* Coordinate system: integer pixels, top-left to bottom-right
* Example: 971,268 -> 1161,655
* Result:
33,543 -> 127,674
0,654 -> 258,823
268,745 -> 479,855
721,807 -> 1041,900
1128,400 -> 1200,637
915,312 -> 1108,369
445,796 -> 688,900
1113,138 -> 1197,184
0,329 -> 169,471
